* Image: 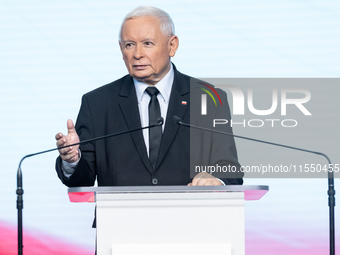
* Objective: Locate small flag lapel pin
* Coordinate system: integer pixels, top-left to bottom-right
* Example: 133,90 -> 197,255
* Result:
182,101 -> 187,105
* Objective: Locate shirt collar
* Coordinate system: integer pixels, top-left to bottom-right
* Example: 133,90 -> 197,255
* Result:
134,64 -> 174,103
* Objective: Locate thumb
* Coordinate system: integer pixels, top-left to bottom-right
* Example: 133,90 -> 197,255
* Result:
67,119 -> 77,135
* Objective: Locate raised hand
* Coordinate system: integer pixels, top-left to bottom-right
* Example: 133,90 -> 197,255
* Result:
55,119 -> 80,163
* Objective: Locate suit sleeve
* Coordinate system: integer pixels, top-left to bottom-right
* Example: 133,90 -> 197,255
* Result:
210,88 -> 243,185
55,95 -> 96,187
190,80 -> 243,185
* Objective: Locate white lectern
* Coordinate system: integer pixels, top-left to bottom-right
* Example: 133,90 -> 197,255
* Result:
68,185 -> 268,255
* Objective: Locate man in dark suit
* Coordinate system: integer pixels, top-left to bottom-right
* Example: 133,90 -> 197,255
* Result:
55,6 -> 243,187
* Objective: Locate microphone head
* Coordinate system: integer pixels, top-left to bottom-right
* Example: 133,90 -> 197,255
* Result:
157,117 -> 164,125
173,115 -> 182,125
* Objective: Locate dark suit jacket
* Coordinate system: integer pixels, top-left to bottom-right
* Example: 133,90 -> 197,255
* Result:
55,65 -> 243,187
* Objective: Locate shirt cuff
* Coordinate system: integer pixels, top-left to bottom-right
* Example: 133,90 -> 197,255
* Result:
61,150 -> 81,178
215,178 -> 226,186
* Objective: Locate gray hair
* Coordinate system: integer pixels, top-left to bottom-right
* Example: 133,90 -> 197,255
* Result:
119,6 -> 175,41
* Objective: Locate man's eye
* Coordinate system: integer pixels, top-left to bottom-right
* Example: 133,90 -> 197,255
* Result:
144,41 -> 153,46
125,43 -> 134,48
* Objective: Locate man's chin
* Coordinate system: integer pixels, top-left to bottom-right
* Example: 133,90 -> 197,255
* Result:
133,75 -> 158,86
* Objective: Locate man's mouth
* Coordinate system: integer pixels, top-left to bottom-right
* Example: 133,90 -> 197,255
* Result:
133,65 -> 148,70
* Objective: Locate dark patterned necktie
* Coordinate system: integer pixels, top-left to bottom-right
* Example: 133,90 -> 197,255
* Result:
145,86 -> 162,170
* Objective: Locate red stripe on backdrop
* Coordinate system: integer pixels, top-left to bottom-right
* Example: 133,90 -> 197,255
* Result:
0,221 -> 93,255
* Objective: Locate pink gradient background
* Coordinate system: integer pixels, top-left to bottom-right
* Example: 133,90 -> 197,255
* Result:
0,221 -> 93,255
0,220 -> 331,255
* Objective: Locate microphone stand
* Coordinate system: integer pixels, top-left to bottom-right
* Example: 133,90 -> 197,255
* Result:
173,116 -> 335,255
16,118 -> 163,255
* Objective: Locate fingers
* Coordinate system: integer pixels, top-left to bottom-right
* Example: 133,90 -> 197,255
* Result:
55,131 -> 71,145
55,119 -> 80,163
67,119 -> 77,135
60,147 -> 79,162
56,133 -> 73,158
191,172 -> 222,186
191,175 -> 209,186
58,146 -> 73,156
55,132 -> 71,150
55,132 -> 63,141
56,133 -> 66,146
55,119 -> 80,147
57,140 -> 80,163
191,172 -> 208,186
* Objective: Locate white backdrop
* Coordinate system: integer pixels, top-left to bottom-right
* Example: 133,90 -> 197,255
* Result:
0,1 -> 339,254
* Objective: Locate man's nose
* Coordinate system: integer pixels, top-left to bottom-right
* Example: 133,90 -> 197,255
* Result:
133,44 -> 144,59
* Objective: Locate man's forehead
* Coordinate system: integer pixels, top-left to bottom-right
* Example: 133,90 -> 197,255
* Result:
121,16 -> 161,39
122,16 -> 160,30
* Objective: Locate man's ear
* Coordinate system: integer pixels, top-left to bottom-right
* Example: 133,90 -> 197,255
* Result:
169,36 -> 179,57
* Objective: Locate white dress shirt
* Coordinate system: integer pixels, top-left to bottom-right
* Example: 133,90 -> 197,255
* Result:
134,64 -> 174,156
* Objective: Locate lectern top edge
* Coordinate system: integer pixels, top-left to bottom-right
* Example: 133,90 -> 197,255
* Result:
68,185 -> 268,202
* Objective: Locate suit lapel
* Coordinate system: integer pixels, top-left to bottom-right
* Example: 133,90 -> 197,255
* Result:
119,76 -> 154,174
156,67 -> 190,170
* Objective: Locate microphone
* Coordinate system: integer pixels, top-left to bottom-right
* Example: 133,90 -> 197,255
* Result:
16,117 -> 164,255
173,115 -> 335,255
173,115 -> 182,125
